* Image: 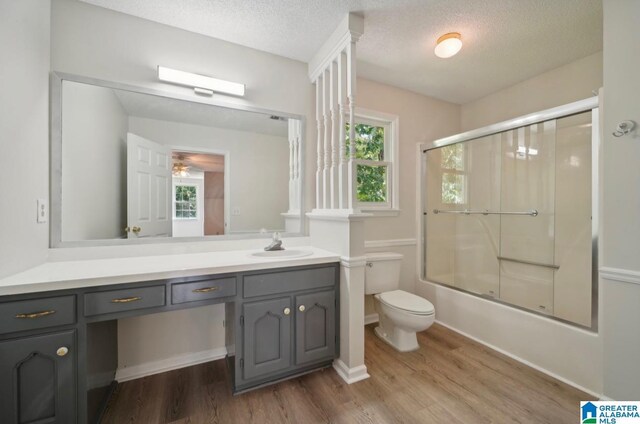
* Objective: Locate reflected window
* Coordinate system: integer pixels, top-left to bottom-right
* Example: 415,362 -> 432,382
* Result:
440,143 -> 466,205
174,185 -> 198,219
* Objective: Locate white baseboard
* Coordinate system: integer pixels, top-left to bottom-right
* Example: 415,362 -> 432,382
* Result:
434,320 -> 603,399
333,358 -> 370,384
115,347 -> 228,382
365,313 -> 379,325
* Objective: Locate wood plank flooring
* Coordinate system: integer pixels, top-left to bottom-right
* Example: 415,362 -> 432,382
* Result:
101,324 -> 592,423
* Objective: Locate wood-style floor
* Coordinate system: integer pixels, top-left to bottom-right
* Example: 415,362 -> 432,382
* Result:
101,324 -> 591,423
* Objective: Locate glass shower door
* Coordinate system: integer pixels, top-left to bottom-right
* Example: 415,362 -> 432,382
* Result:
423,109 -> 594,328
498,121 -> 556,314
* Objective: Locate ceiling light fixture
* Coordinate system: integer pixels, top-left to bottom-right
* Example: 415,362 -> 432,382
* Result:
172,158 -> 190,177
434,32 -> 462,58
158,66 -> 245,97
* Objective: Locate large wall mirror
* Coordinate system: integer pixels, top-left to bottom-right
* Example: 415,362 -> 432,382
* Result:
51,73 -> 304,247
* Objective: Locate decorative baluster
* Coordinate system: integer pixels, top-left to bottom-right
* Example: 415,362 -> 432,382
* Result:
338,50 -> 348,209
315,78 -> 324,209
288,119 -> 295,212
330,60 -> 339,209
294,119 -> 301,210
323,68 -> 331,209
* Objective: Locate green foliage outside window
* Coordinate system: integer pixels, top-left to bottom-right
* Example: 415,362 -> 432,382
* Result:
175,185 -> 197,219
440,143 -> 465,205
345,123 -> 387,202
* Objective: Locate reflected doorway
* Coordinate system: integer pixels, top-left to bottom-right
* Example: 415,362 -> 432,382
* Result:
172,151 -> 226,237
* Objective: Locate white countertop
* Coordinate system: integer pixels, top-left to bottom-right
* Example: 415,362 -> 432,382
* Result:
0,247 -> 341,296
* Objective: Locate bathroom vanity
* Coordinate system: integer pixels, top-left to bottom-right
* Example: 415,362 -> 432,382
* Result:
0,249 -> 340,424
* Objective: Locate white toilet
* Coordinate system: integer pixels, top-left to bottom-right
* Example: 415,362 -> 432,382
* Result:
365,252 -> 435,352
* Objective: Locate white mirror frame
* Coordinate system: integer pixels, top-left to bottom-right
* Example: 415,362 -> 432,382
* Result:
50,71 -> 306,247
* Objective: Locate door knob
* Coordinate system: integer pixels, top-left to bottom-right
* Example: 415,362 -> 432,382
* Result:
56,347 -> 69,357
283,307 -> 291,316
132,226 -> 141,234
298,305 -> 306,312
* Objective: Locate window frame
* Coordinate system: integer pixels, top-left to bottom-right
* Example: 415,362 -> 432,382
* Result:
173,183 -> 199,220
351,108 -> 400,215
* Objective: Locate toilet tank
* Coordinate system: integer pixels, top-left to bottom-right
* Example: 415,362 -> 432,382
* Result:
364,252 -> 403,295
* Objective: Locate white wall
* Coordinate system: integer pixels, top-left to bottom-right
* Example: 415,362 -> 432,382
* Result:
601,0 -> 640,401
129,117 -> 289,233
0,1 -> 51,279
461,52 -> 603,131
62,82 -> 128,241
355,79 -> 460,316
50,0 -> 314,371
417,52 -> 605,394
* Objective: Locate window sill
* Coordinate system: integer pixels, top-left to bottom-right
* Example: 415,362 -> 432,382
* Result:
360,208 -> 401,217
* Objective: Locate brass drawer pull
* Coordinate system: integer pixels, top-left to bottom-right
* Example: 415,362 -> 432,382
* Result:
193,287 -> 219,294
111,296 -> 142,303
15,310 -> 57,319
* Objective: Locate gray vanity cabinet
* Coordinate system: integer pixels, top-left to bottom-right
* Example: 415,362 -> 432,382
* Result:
235,265 -> 339,392
295,290 -> 336,365
242,297 -> 292,380
0,330 -> 76,424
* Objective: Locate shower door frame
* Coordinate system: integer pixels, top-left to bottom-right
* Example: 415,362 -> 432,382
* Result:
418,96 -> 600,331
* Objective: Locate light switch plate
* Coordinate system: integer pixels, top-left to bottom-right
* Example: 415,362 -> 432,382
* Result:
37,199 -> 48,223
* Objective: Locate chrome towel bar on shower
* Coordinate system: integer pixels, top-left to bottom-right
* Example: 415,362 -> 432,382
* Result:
431,209 -> 538,217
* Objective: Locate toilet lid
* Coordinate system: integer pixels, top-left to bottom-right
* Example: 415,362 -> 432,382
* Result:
378,290 -> 435,315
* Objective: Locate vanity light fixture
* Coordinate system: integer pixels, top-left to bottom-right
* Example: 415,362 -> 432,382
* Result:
434,32 -> 462,58
157,66 -> 245,97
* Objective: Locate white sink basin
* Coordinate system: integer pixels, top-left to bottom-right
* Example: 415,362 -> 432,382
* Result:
250,249 -> 314,259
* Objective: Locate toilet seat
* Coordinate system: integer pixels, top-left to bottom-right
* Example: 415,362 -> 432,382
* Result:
377,290 -> 435,315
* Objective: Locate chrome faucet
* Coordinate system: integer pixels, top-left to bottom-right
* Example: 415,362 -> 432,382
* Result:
264,232 -> 284,251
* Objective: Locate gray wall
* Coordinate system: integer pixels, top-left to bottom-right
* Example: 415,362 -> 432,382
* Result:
0,1 -> 50,278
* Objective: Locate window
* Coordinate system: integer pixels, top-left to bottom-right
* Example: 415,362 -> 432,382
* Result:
174,185 -> 198,219
440,143 -> 466,205
346,109 -> 398,212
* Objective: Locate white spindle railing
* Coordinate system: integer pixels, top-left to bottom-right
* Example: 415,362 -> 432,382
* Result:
308,13 -> 363,212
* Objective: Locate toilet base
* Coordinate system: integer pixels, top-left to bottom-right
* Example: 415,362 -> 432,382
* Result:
374,325 -> 420,352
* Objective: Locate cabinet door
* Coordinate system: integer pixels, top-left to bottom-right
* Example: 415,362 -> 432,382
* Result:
0,330 -> 76,424
242,297 -> 291,380
295,290 -> 336,365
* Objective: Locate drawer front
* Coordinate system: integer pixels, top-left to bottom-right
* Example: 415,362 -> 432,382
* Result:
243,266 -> 336,298
0,296 -> 76,335
171,277 -> 236,304
84,286 -> 165,317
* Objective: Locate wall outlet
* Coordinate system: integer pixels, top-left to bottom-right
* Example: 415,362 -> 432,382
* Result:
232,207 -> 241,216
37,199 -> 48,223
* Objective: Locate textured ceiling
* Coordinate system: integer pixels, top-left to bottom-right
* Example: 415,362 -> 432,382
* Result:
79,0 -> 602,104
